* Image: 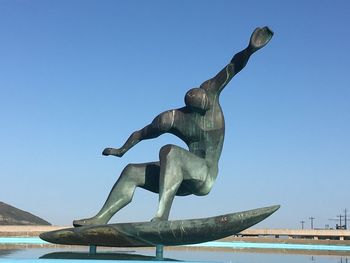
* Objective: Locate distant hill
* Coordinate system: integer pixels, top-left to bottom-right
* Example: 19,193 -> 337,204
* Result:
0,201 -> 51,225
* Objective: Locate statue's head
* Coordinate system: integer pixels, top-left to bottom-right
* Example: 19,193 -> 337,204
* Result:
184,88 -> 210,114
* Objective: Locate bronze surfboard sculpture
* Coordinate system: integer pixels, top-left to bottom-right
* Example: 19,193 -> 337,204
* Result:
40,205 -> 279,247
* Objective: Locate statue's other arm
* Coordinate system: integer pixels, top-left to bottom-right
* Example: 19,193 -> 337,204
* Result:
103,110 -> 175,157
201,27 -> 273,93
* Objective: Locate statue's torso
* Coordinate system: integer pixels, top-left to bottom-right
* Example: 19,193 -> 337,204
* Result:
171,95 -> 225,164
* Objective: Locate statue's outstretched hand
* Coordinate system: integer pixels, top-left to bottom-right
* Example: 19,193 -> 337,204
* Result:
102,147 -> 125,157
249,26 -> 273,52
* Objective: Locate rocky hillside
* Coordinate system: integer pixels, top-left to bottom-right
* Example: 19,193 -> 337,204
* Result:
0,201 -> 51,225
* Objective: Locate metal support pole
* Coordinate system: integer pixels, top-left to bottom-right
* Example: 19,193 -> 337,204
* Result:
155,244 -> 164,260
89,245 -> 97,255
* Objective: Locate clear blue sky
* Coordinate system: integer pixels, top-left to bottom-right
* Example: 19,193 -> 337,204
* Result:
1,0 -> 349,229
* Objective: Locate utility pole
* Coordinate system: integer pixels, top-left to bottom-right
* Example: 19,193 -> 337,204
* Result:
309,216 -> 315,229
328,209 -> 350,229
341,208 -> 350,229
337,214 -> 343,229
300,220 -> 305,229
329,215 -> 342,229
344,208 -> 349,230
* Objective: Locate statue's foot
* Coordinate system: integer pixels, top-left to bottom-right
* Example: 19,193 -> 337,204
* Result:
151,216 -> 167,223
73,217 -> 107,227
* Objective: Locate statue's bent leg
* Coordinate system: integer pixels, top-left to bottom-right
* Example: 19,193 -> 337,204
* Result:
152,144 -> 209,221
73,162 -> 160,227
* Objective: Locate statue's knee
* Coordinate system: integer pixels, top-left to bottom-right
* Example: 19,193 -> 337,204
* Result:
159,144 -> 178,160
121,164 -> 136,178
119,164 -> 143,187
197,185 -> 212,196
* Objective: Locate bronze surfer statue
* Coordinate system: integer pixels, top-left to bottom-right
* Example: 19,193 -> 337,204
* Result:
73,26 -> 273,227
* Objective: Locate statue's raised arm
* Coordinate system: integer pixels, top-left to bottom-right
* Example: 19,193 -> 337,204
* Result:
201,27 -> 273,94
